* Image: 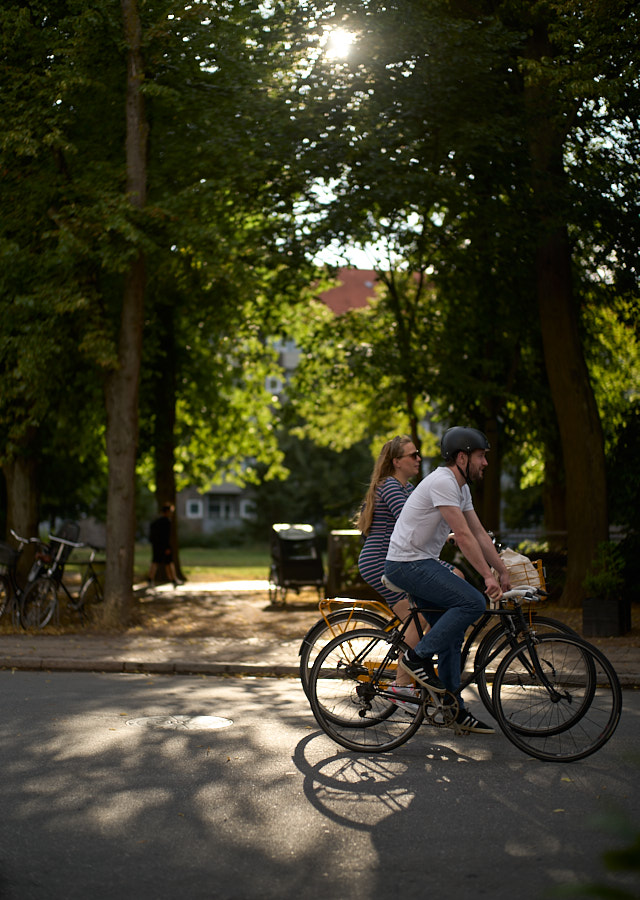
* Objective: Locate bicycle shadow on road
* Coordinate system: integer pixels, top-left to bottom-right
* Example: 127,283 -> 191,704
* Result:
292,729 -> 636,900
292,730 -> 483,830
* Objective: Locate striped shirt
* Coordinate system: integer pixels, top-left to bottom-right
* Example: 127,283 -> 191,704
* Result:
358,477 -> 413,604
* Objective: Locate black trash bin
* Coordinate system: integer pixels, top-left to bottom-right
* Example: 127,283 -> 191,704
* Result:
582,595 -> 631,637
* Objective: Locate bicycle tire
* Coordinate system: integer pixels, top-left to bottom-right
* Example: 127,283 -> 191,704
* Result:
20,577 -> 58,629
268,565 -> 285,606
311,626 -> 404,730
0,575 -> 10,619
492,634 -> 622,762
308,628 -> 425,752
499,634 -> 600,740
77,575 -> 103,610
299,609 -> 394,696
474,616 -> 579,716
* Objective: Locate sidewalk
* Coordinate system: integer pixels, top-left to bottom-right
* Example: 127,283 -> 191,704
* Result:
0,631 -> 303,677
0,581 -> 306,678
1,582 -> 639,686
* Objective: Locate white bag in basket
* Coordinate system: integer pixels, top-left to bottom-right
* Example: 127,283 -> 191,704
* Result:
497,547 -> 542,589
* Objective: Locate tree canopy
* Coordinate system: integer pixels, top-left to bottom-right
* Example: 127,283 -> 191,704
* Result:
1,0 -> 638,612
276,0 -> 639,601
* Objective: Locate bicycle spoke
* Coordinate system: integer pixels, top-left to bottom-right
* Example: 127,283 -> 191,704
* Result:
20,577 -> 58,630
493,635 -> 621,762
473,615 -> 578,717
299,610 -> 393,696
309,628 -> 425,752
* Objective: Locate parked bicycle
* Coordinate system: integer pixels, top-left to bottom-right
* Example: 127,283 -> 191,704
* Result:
307,587 -> 621,763
19,531 -> 104,630
0,530 -> 54,626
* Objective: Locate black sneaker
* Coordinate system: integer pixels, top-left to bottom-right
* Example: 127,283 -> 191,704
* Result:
399,652 -> 446,693
455,709 -> 495,734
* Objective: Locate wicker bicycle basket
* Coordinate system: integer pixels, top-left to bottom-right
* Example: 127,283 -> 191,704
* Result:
495,548 -> 547,598
506,557 -> 546,592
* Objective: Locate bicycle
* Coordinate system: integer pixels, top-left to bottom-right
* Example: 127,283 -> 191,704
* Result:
0,530 -> 55,626
299,589 -> 577,704
305,585 -> 576,722
74,544 -> 105,610
299,537 -> 562,695
19,534 -> 104,629
307,588 -> 622,762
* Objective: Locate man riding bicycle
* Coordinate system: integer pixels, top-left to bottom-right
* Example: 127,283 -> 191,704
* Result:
384,426 -> 511,734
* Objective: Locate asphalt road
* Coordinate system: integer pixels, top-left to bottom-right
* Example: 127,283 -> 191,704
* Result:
0,671 -> 639,900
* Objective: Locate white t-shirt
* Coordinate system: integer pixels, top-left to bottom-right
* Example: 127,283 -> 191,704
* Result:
386,466 -> 473,561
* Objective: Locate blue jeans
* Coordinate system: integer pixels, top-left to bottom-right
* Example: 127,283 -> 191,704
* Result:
384,558 -> 486,703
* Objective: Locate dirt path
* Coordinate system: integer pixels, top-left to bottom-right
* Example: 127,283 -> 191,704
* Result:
3,578 -> 638,654
127,586 -> 323,640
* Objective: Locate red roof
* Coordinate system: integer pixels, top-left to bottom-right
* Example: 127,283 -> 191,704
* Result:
319,268 -> 379,314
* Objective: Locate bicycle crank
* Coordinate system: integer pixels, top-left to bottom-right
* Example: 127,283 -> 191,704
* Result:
423,691 -> 459,729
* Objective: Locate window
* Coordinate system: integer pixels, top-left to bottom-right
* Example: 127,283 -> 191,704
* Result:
208,496 -> 237,520
186,500 -> 203,519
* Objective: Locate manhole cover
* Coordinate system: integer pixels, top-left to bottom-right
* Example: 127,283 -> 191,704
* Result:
126,715 -> 233,730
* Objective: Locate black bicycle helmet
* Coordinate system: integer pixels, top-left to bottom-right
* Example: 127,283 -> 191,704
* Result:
441,427 -> 490,462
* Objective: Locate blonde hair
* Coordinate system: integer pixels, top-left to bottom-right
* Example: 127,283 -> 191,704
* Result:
356,435 -> 413,536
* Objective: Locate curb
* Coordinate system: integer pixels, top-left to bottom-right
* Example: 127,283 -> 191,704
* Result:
0,657 -> 300,677
1,656 -> 638,686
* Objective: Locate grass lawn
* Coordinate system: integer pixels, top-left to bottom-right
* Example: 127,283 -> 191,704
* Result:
134,543 -> 271,582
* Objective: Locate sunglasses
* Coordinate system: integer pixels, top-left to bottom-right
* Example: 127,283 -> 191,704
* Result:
398,451 -> 421,460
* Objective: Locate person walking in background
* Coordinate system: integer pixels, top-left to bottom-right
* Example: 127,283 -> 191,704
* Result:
148,503 -> 181,588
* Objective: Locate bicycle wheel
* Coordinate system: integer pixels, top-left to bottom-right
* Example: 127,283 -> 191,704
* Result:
308,628 -> 425,752
474,616 -> 579,715
77,575 -> 103,611
268,565 -> 285,606
0,575 -> 10,619
299,609 -> 393,697
20,577 -> 59,629
311,626 -> 405,729
492,634 -> 622,762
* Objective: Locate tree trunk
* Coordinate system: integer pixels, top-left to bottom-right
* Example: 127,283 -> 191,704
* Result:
104,256 -> 146,621
153,319 -> 182,578
2,457 -> 39,579
542,440 -> 566,552
102,0 -> 148,623
3,457 -> 39,540
479,415 -> 501,533
535,230 -> 608,605
525,23 -> 608,607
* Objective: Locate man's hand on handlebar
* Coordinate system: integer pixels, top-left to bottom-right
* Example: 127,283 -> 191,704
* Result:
484,573 -> 502,601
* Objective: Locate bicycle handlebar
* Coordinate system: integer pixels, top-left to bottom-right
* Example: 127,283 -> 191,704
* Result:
47,537 -> 105,565
9,529 -> 47,548
502,587 -> 539,598
47,535 -> 85,548
498,586 -> 547,607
